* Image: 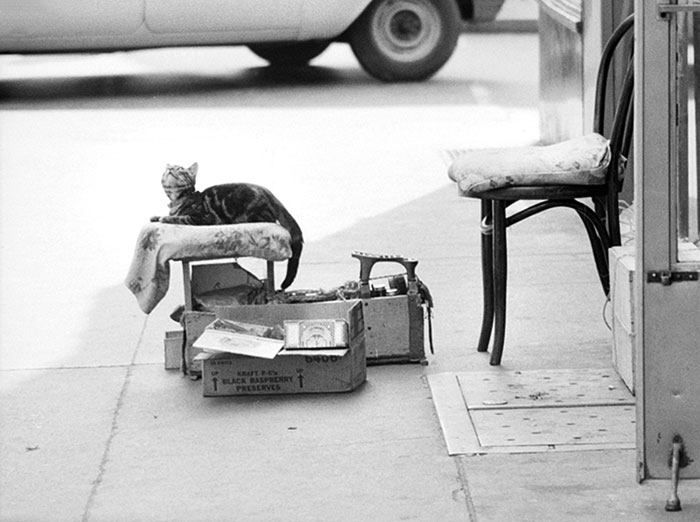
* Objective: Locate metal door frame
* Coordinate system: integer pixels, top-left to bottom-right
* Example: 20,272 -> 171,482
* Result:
635,0 -> 700,484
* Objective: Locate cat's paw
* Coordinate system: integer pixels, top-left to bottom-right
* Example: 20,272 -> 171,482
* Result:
150,216 -> 162,222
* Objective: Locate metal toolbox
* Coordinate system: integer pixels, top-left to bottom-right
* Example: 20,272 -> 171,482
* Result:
351,252 -> 431,365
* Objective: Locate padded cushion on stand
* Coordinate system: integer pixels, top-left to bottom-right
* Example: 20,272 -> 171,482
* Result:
126,222 -> 291,313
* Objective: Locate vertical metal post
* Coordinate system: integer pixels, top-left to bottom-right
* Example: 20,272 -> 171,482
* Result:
635,0 -> 674,483
695,13 -> 700,238
635,0 -> 700,487
676,11 -> 689,239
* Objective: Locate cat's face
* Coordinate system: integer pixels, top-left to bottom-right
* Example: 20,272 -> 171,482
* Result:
161,162 -> 198,200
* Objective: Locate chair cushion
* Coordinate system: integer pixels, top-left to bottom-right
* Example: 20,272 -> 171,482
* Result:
448,133 -> 611,197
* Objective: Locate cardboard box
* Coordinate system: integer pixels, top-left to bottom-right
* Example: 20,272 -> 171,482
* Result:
610,246 -> 635,393
188,261 -> 264,309
362,293 -> 426,364
163,330 -> 183,370
180,290 -> 426,375
199,300 -> 366,396
182,312 -> 218,375
190,261 -> 262,295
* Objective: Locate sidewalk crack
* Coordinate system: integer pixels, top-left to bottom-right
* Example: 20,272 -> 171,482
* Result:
454,455 -> 479,521
81,317 -> 148,522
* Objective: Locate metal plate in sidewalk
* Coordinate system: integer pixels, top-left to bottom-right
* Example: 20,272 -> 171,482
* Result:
471,405 -> 635,447
428,369 -> 636,455
457,368 -> 634,410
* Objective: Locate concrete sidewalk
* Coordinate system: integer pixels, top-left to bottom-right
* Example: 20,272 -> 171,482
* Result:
3,182 -> 700,521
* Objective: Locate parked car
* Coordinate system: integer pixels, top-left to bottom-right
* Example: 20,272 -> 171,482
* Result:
0,0 -> 505,82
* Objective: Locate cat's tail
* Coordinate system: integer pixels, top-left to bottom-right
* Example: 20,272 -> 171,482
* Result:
278,212 -> 303,290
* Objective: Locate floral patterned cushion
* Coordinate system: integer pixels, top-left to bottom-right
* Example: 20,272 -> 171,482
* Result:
448,133 -> 611,197
125,222 -> 292,314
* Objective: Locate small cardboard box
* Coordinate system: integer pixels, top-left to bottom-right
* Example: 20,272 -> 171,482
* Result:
610,246 -> 635,393
199,300 -> 366,396
182,312 -> 218,375
190,262 -> 261,294
362,293 -> 425,364
163,330 -> 183,370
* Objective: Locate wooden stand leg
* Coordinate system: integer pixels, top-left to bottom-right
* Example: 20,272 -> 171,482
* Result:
266,261 -> 275,292
182,261 -> 193,311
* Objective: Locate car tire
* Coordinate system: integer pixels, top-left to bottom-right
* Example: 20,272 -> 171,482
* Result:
248,41 -> 331,67
348,0 -> 460,82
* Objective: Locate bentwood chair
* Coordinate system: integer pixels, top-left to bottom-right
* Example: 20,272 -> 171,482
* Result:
448,14 -> 635,366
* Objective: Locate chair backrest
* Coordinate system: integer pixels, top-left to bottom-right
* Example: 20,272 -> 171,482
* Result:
593,15 -> 635,139
591,14 -> 634,246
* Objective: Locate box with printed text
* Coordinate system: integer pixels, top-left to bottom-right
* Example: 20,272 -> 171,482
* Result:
198,300 -> 366,396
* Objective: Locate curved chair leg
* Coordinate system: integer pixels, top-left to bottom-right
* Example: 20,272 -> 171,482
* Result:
490,200 -> 508,366
477,200 -> 494,352
574,210 -> 611,294
566,200 -> 613,294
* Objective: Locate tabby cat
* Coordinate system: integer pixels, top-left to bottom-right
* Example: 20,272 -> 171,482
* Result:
151,163 -> 303,290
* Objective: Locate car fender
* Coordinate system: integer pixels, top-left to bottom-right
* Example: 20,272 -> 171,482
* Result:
470,0 -> 505,22
298,0 -> 373,40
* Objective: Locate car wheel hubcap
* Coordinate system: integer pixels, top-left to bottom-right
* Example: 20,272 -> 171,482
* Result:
390,10 -> 422,41
373,0 -> 441,62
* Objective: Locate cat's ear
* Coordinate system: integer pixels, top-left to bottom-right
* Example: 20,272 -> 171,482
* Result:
189,163 -> 199,177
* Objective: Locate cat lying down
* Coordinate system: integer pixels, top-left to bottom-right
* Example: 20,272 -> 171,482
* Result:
151,162 -> 303,290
